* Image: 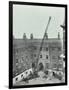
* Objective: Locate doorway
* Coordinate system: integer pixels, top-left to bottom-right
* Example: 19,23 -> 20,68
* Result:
38,63 -> 44,71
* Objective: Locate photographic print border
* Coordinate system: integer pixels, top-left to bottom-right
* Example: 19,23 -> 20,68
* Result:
9,1 -> 67,89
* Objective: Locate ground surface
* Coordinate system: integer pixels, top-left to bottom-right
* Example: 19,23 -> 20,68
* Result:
14,71 -> 65,86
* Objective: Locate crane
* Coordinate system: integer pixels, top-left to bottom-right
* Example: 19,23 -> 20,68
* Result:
33,16 -> 51,73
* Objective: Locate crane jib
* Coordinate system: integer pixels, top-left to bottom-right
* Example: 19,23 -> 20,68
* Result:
35,16 -> 51,70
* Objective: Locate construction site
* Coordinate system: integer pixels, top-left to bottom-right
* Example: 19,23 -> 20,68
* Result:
13,17 -> 65,86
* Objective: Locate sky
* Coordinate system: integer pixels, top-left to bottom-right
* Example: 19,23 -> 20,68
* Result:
13,4 -> 65,39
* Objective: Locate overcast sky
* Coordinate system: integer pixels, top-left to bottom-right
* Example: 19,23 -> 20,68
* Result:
13,4 -> 65,39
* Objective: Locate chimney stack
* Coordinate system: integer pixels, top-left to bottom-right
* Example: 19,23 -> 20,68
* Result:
30,33 -> 33,39
58,32 -> 60,39
23,33 -> 26,39
45,33 -> 48,39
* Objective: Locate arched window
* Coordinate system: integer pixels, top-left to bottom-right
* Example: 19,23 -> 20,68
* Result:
40,55 -> 42,58
46,55 -> 48,59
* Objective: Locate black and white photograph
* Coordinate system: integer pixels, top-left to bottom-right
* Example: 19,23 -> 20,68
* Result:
9,1 -> 67,88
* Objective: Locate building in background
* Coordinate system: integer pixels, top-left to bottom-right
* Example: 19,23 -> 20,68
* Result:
13,32 -> 63,78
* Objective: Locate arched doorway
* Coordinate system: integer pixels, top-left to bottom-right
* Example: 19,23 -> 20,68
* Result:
38,63 -> 44,71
